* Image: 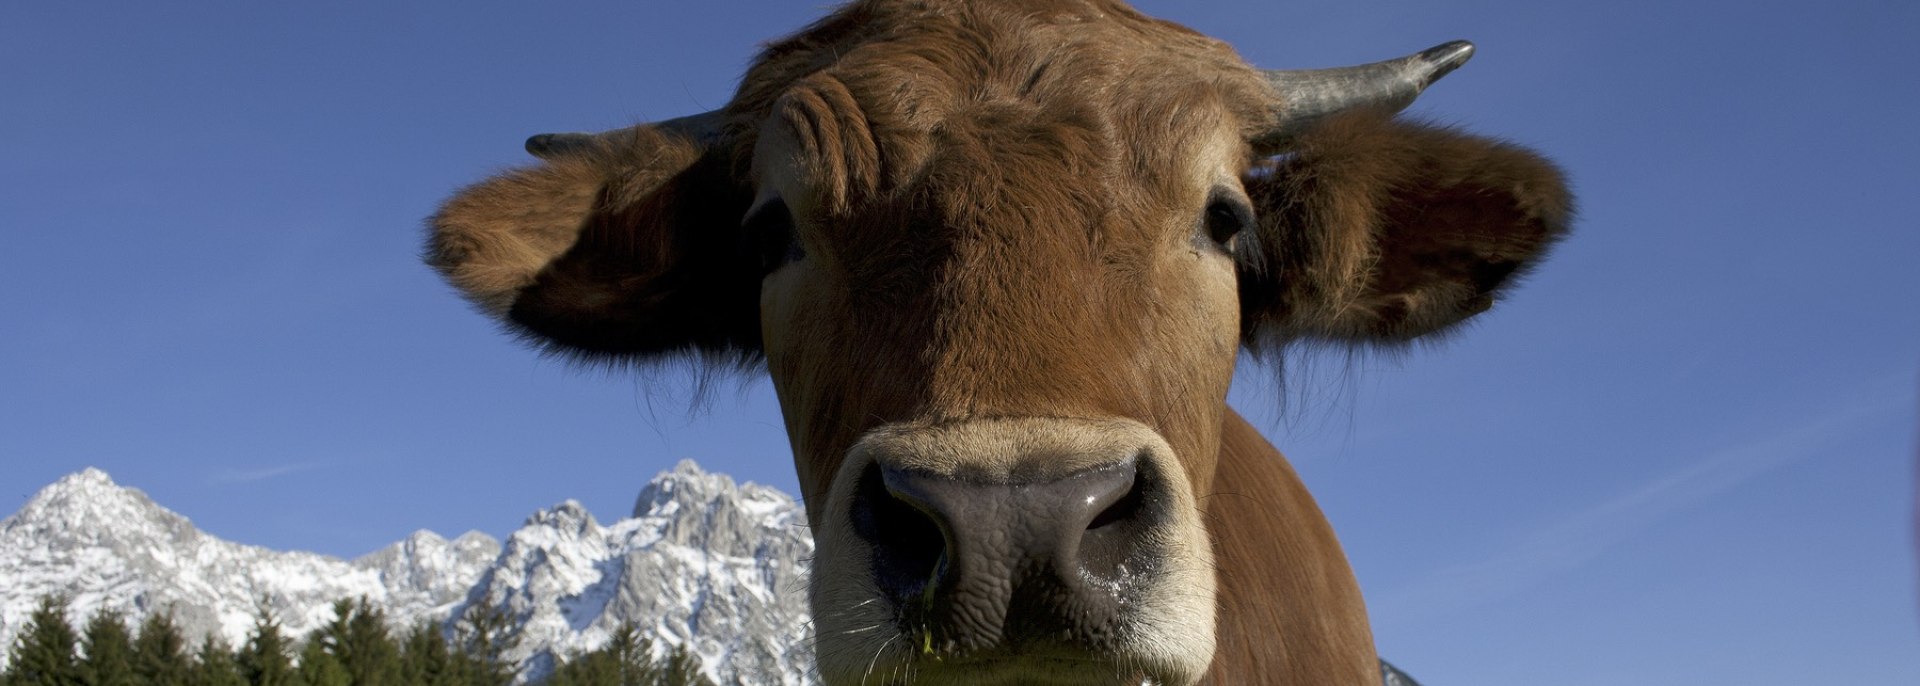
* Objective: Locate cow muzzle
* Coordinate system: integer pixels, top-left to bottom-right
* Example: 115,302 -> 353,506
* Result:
811,417 -> 1217,685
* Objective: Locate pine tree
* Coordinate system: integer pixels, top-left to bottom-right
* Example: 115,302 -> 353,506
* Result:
75,609 -> 135,686
234,599 -> 295,686
453,596 -> 518,686
397,621 -> 463,686
190,637 -> 246,686
544,648 -> 615,686
294,640 -> 347,686
601,622 -> 647,686
654,641 -> 712,686
130,611 -> 190,686
537,622 -> 715,686
6,594 -> 80,686
328,598 -> 400,686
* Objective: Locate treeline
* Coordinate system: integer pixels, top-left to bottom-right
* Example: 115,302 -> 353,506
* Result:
0,594 -> 713,686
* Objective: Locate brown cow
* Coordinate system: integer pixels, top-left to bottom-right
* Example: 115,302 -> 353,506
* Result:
428,1 -> 1571,684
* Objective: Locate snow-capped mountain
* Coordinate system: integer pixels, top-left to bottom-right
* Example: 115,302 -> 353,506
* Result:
0,462 -> 815,685
0,467 -> 497,654
454,461 -> 814,684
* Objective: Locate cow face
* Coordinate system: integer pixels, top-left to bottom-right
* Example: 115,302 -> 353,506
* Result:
428,2 -> 1570,684
746,40 -> 1255,682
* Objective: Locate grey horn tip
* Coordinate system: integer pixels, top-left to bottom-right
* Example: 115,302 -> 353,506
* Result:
524,132 -> 593,159
1419,40 -> 1476,83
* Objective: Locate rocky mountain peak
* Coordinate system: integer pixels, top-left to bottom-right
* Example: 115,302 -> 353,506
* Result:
12,467 -> 148,520
631,459 -> 730,515
356,529 -> 502,603
522,499 -> 600,535
3,466 -> 197,554
458,462 -> 815,684
633,459 -> 805,559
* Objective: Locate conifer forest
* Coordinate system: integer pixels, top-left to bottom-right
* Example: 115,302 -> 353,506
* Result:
0,594 -> 715,686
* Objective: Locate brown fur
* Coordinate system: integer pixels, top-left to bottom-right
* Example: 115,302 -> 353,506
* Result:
1240,112 -> 1573,346
428,127 -> 761,363
1206,410 -> 1376,684
427,1 -> 1573,683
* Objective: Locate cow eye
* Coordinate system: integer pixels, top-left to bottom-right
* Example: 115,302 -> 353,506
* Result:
1202,195 -> 1253,249
744,198 -> 804,272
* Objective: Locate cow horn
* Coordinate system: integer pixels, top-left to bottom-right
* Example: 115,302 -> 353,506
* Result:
524,109 -> 726,159
1253,40 -> 1475,149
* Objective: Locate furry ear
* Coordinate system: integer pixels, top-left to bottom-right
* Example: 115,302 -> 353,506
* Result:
427,126 -> 759,364
1239,112 -> 1572,347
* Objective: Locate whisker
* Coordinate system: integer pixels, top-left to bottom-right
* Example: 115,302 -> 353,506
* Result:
861,632 -> 903,686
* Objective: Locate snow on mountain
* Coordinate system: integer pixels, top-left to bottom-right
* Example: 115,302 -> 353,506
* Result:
0,468 -> 498,660
0,462 -> 815,685
459,460 -> 814,684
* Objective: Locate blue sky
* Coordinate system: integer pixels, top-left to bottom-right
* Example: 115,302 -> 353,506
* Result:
3,1 -> 1915,684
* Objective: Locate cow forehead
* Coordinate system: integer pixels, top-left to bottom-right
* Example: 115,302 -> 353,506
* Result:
746,80 -> 1254,427
734,0 -> 1274,212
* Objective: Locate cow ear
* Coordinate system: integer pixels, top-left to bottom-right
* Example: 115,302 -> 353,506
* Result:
1238,112 -> 1572,347
427,125 -> 759,365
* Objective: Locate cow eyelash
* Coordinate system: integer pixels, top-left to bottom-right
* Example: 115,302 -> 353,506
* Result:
744,198 -> 805,272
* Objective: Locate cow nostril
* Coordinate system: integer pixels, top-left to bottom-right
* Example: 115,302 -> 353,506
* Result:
1086,466 -> 1145,532
1078,455 -> 1156,585
850,465 -> 945,597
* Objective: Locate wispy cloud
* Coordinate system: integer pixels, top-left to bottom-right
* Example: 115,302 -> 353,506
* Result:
209,462 -> 326,485
1374,370 -> 1913,622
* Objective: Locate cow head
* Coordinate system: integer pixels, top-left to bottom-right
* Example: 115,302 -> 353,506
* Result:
429,1 -> 1569,683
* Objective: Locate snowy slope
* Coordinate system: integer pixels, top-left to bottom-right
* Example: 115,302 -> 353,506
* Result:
457,461 -> 814,684
0,463 -> 814,685
0,468 -> 497,655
